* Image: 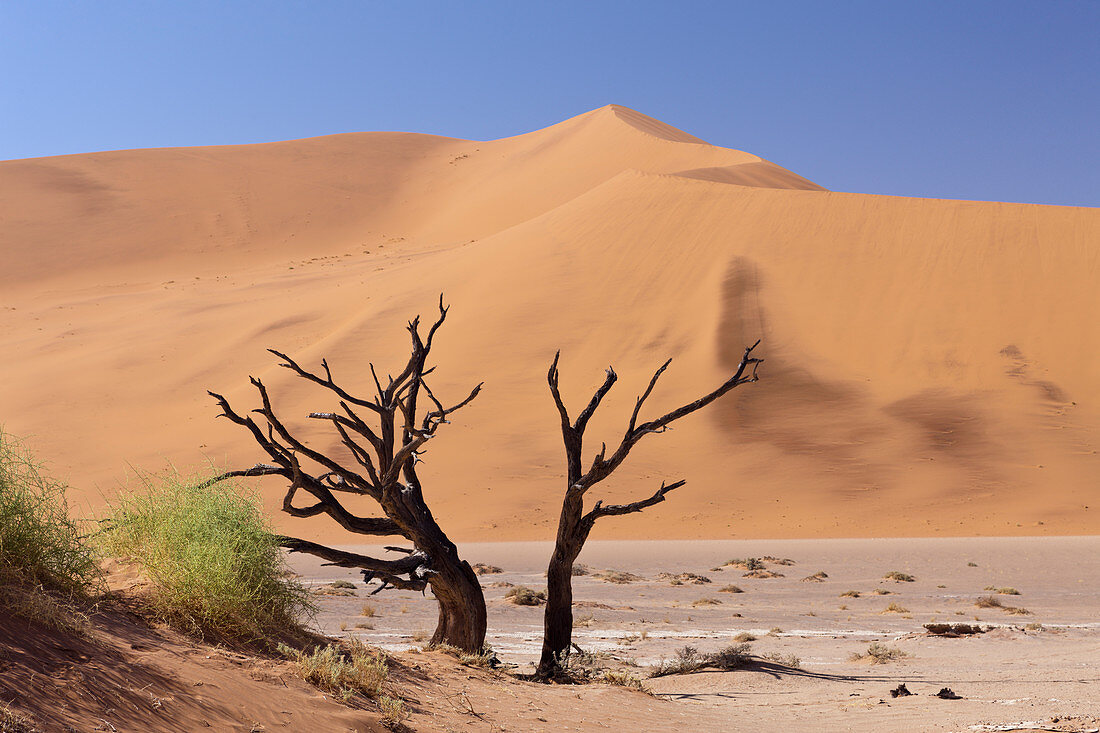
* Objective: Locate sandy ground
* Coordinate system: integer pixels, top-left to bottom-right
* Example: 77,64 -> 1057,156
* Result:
2,105 -> 1098,541
295,537 -> 1100,732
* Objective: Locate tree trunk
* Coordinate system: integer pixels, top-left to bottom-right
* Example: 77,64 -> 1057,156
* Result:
537,493 -> 586,676
426,555 -> 487,651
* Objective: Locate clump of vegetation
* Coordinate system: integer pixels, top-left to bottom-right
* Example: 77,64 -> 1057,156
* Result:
101,468 -> 312,639
435,643 -> 498,669
872,588 -> 893,595
760,652 -> 801,668
967,562 -> 978,567
472,563 -> 503,575
761,556 -> 796,566
379,695 -> 410,728
0,702 -> 38,733
571,563 -> 591,576
883,571 -> 915,582
593,570 -> 643,584
975,595 -> 1002,608
882,602 -> 909,614
767,627 -> 784,636
718,584 -> 744,594
658,572 -> 711,585
724,557 -> 765,571
0,430 -> 100,596
839,590 -> 860,598
691,597 -> 722,607
850,642 -> 910,664
732,632 -> 756,642
360,602 -> 377,617
505,585 -> 546,606
801,571 -> 828,582
983,586 -> 1020,595
600,669 -> 645,690
650,643 -> 752,677
279,639 -> 387,701
743,569 -> 784,579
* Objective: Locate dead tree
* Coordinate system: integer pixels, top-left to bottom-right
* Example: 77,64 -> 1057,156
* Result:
207,298 -> 488,652
537,342 -> 762,677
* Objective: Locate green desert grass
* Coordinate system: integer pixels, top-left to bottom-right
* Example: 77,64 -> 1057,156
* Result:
0,429 -> 101,633
101,468 -> 312,640
0,429 -> 100,595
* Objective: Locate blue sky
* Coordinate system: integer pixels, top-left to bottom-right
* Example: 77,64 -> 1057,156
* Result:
2,1 -> 1097,206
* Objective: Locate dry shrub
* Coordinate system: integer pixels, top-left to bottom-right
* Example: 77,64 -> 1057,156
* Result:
593,570 -> 643,584
975,595 -> 1003,608
505,585 -> 546,606
360,602 -> 377,617
732,632 -> 756,642
742,569 -> 783,579
983,586 -> 1020,595
761,556 -> 796,566
650,643 -> 752,677
883,571 -> 915,582
279,638 -> 387,701
850,642 -> 909,664
472,563 -> 503,575
801,571 -> 828,582
718,584 -> 744,593
724,558 -> 765,571
882,602 -> 909,614
839,590 -> 860,598
691,597 -> 721,607
379,695 -> 409,728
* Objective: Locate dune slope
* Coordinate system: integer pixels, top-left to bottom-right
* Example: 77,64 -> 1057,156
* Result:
1,105 -> 1097,540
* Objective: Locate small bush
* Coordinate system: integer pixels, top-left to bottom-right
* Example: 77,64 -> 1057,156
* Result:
718,584 -> 743,593
472,563 -> 502,575
0,430 -> 100,596
361,602 -> 377,617
801,571 -> 828,582
571,563 -> 591,576
379,695 -> 409,728
101,468 -> 312,639
593,570 -> 643,584
601,669 -> 645,689
761,556 -> 796,566
725,557 -> 764,571
872,588 -> 893,595
504,585 -> 546,606
760,652 -> 801,668
975,595 -> 1002,608
280,638 -> 387,701
732,632 -> 756,642
882,602 -> 909,614
691,597 -> 721,607
851,642 -> 909,664
839,590 -> 860,598
650,643 -> 751,677
883,571 -> 915,582
983,586 -> 1020,595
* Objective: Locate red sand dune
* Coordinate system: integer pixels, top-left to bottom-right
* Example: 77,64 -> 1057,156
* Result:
1,105 -> 1097,540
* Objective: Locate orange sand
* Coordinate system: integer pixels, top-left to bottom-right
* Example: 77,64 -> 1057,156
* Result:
1,105 -> 1097,540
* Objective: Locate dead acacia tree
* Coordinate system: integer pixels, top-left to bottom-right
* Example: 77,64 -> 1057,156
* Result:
207,298 -> 488,652
537,342 -> 763,678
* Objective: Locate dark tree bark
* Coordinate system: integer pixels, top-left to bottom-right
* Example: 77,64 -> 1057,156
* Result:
537,342 -> 763,678
207,297 -> 487,652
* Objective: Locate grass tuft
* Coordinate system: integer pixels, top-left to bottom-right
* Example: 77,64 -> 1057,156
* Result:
983,586 -> 1021,595
718,584 -> 744,594
882,601 -> 909,614
0,430 -> 100,596
101,468 -> 312,640
279,638 -> 387,701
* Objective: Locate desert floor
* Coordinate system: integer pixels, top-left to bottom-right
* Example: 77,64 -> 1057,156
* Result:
296,537 -> 1100,732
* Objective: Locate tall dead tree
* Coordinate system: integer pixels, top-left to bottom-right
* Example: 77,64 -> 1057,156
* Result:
538,342 -> 762,677
207,298 -> 488,652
